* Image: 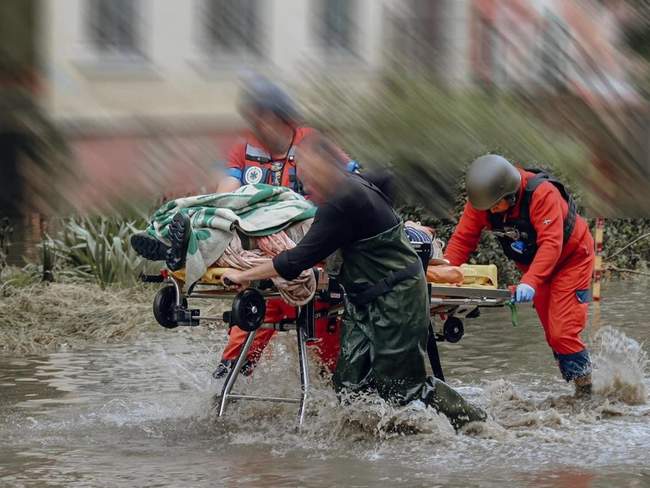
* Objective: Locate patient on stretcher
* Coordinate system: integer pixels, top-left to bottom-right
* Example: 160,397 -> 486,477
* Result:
131,185 -> 498,382
129,185 -> 473,292
130,185 -> 320,305
132,218 -> 473,291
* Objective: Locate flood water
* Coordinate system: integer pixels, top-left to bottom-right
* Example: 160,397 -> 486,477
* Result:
1,280 -> 649,488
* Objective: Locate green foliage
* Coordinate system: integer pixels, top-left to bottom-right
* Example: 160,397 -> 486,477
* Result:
601,219 -> 650,273
308,77 -> 588,221
48,216 -> 154,288
309,76 -> 587,169
307,76 -> 650,281
308,77 -> 589,284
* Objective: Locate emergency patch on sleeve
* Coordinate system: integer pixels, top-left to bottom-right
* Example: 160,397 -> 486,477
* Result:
243,166 -> 264,185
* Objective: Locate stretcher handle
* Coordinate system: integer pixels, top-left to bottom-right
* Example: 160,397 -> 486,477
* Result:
139,272 -> 164,283
223,276 -> 272,289
507,285 -> 518,327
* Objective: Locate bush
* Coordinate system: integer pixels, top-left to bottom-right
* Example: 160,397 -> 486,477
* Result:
307,77 -> 589,283
47,216 -> 155,288
307,76 -> 650,282
601,219 -> 650,273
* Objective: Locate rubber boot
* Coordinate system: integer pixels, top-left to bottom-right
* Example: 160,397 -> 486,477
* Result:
422,377 -> 487,430
166,212 -> 191,271
574,373 -> 593,399
130,232 -> 170,261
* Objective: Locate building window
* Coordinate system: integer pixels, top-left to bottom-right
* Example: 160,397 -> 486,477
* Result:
540,13 -> 570,89
86,0 -> 142,58
319,0 -> 357,54
203,0 -> 260,57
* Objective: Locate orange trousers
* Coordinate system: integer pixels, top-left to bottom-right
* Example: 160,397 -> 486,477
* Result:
221,298 -> 342,372
532,231 -> 595,356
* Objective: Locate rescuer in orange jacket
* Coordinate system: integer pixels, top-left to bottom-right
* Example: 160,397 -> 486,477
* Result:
213,76 -> 357,379
444,155 -> 595,397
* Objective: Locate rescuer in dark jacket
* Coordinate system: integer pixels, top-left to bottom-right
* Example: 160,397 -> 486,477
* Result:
221,133 -> 487,429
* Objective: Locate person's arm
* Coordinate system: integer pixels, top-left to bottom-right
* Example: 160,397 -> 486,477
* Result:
217,177 -> 242,193
520,185 -> 564,290
444,202 -> 488,266
222,261 -> 277,290
273,204 -> 350,280
426,265 -> 464,285
222,205 -> 349,288
217,142 -> 245,193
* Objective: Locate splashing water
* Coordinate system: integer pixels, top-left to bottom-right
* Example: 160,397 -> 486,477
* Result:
2,281 -> 650,487
207,335 -> 461,447
591,326 -> 648,405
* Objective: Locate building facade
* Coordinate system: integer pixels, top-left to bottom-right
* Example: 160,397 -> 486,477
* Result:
40,0 -> 399,209
43,0 -> 392,128
36,0 -> 637,211
469,0 -> 636,102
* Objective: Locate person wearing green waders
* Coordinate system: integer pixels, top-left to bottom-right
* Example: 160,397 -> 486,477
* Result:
220,132 -> 486,430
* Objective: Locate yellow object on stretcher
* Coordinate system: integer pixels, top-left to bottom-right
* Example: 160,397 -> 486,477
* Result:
459,264 -> 498,289
171,263 -> 499,290
170,267 -> 227,284
426,263 -> 498,289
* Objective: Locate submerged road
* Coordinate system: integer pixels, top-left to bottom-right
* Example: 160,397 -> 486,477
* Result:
1,280 -> 649,488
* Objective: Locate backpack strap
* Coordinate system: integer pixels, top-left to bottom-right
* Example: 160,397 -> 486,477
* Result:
519,174 -> 548,224
521,170 -> 577,244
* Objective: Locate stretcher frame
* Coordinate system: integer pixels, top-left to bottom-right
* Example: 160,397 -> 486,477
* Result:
144,268 -> 512,426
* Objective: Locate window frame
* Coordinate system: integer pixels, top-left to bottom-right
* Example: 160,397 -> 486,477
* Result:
84,0 -> 146,62
199,0 -> 264,62
316,0 -> 359,59
73,0 -> 156,79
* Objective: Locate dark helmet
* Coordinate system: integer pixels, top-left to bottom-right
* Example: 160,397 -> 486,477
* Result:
466,154 -> 521,210
238,75 -> 300,126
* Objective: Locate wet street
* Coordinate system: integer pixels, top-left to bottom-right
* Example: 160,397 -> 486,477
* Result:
1,280 -> 649,488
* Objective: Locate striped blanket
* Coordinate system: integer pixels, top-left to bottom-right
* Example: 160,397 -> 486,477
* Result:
146,184 -> 316,286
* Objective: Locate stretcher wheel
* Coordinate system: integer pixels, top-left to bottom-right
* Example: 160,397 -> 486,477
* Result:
230,288 -> 266,332
153,285 -> 187,329
443,317 -> 464,343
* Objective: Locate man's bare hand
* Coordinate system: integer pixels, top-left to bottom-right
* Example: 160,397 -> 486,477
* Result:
221,270 -> 250,291
426,265 -> 464,285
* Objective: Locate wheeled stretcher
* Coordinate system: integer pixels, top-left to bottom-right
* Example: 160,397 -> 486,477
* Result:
142,263 -> 512,425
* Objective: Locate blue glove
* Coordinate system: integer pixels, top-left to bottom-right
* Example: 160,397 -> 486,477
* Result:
515,283 -> 535,303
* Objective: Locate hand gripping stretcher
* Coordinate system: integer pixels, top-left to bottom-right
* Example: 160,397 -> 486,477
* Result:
141,263 -> 511,426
